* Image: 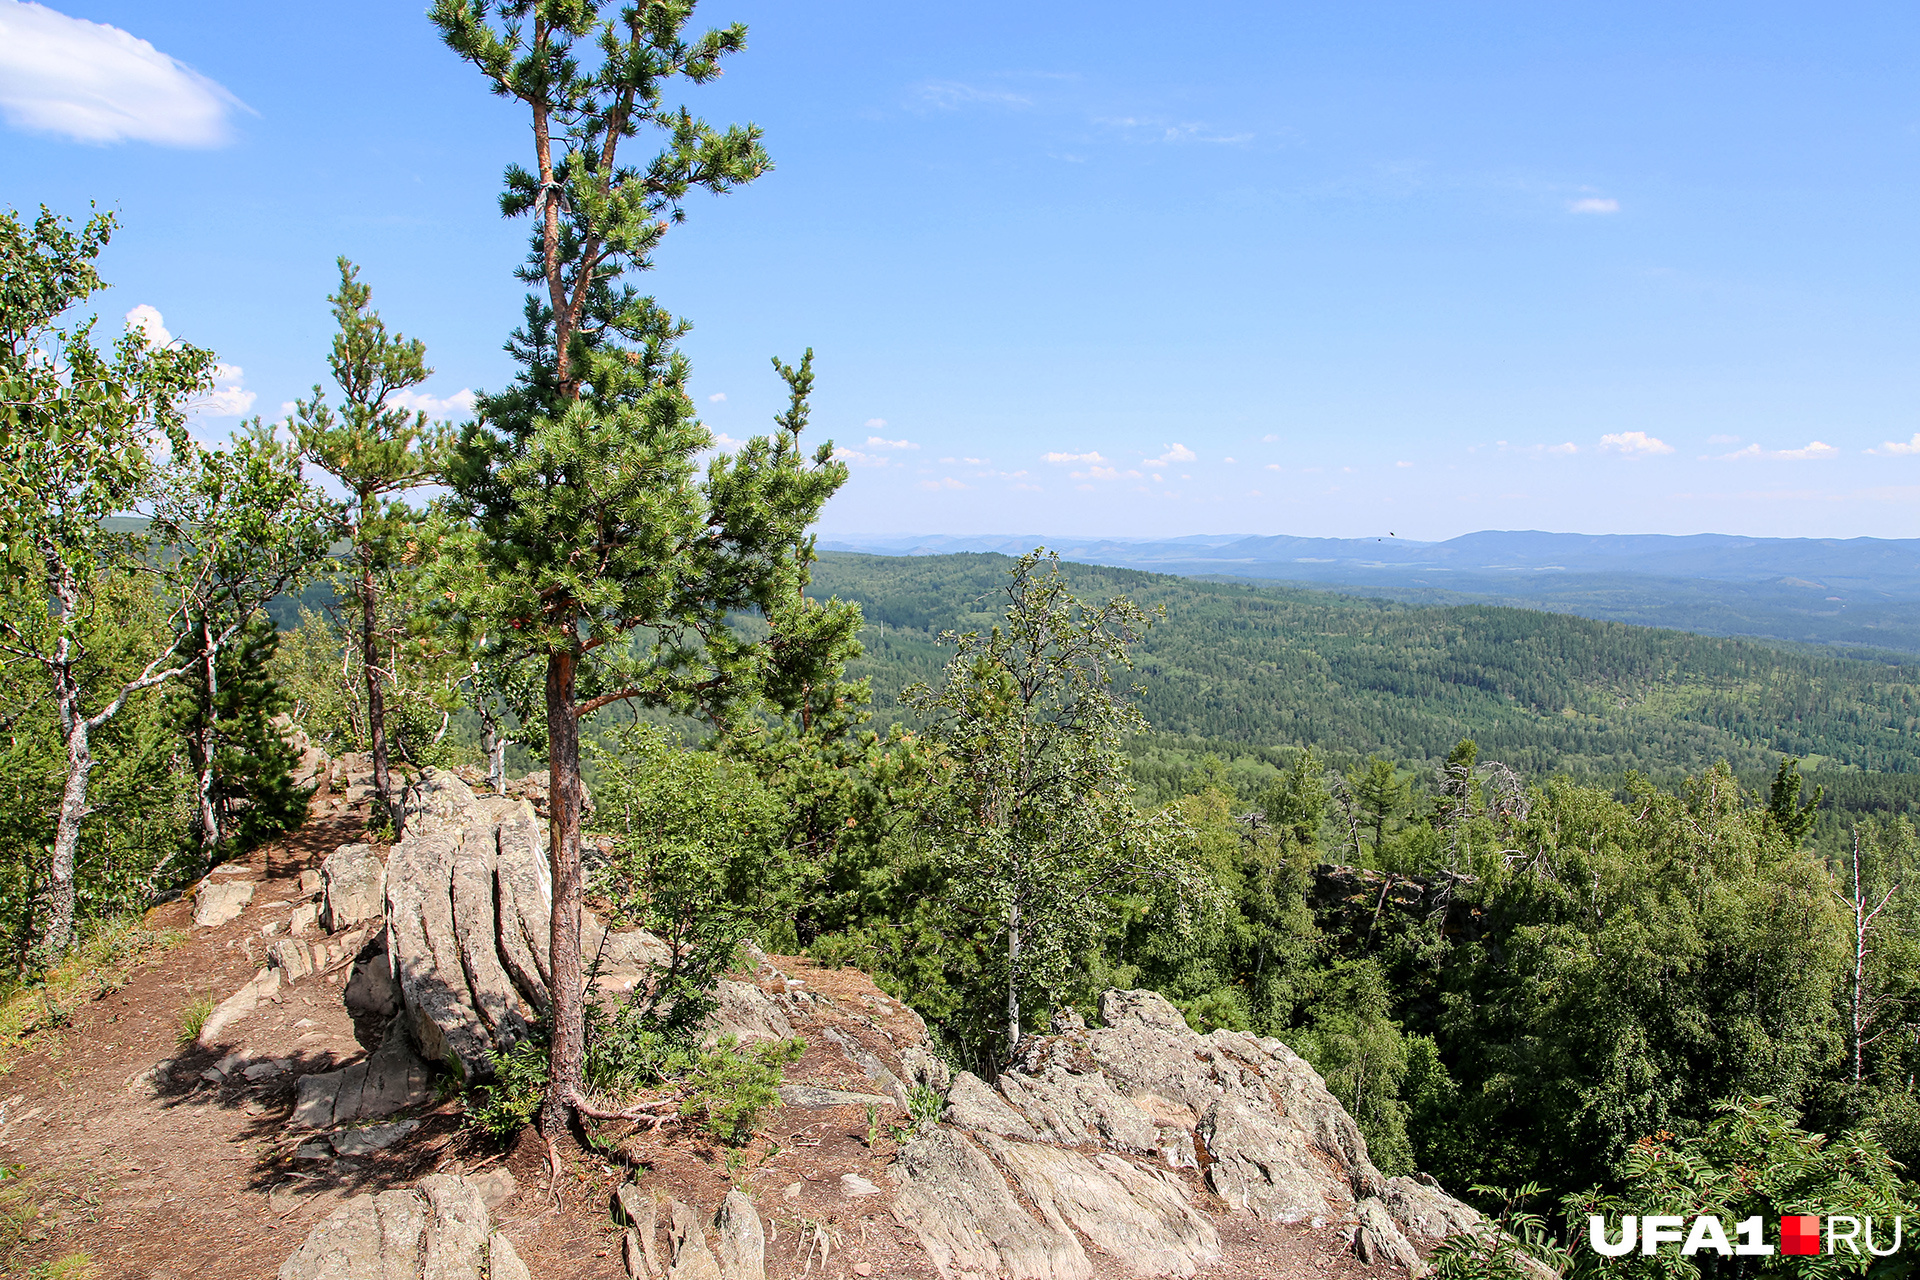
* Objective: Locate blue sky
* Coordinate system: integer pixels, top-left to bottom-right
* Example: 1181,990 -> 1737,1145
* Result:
4,1 -> 1920,541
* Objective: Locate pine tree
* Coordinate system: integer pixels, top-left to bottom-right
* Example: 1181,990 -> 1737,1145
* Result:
290,259 -> 452,820
432,0 -> 847,1146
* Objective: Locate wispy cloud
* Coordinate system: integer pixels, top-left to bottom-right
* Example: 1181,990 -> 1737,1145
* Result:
918,476 -> 968,490
1707,434 -> 1741,445
1143,442 -> 1196,467
865,435 -> 919,450
1869,433 -> 1920,456
0,0 -> 246,146
198,361 -> 253,418
917,80 -> 1030,110
1599,431 -> 1674,456
1096,116 -> 1253,145
1568,197 -> 1621,215
1720,440 -> 1840,461
1042,450 -> 1106,464
707,392 -> 726,403
834,446 -> 891,467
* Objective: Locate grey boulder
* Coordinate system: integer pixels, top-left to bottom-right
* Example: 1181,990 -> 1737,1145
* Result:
277,1173 -> 529,1280
321,843 -> 387,933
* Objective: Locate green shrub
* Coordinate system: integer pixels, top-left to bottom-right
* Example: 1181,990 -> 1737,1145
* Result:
680,1035 -> 805,1145
469,1036 -> 551,1139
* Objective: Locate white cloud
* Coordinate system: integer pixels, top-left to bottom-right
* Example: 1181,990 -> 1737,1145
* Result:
1073,465 -> 1121,481
1223,456 -> 1237,464
919,476 -> 968,490
196,359 -> 253,418
707,392 -> 726,403
865,435 -> 919,450
711,432 -> 744,451
124,303 -> 170,347
1395,460 -> 1413,468
1722,440 -> 1840,461
1547,442 -> 1578,455
1869,433 -> 1920,456
1261,434 -> 1279,443
391,387 -> 477,418
833,446 -> 888,467
1599,431 -> 1674,456
1707,434 -> 1741,445
1043,450 -> 1105,464
0,1 -> 245,146
1142,442 -> 1196,467
1264,463 -> 1281,472
1568,197 -> 1620,215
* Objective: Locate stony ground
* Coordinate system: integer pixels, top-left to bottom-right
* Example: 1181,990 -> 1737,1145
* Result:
0,788 -> 1389,1280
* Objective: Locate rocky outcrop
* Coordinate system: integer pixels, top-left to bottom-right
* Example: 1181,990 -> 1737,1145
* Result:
292,1033 -> 433,1130
891,1128 -> 1093,1280
383,769 -> 667,1081
277,1173 -> 529,1280
193,877 -> 254,928
908,989 -> 1483,1277
198,966 -> 279,1046
320,843 -> 387,932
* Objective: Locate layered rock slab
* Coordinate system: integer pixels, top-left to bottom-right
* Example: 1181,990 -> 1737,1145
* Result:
891,1128 -> 1092,1280
278,1173 -> 529,1280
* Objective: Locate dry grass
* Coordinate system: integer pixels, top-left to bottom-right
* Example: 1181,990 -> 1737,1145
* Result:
0,917 -> 184,1073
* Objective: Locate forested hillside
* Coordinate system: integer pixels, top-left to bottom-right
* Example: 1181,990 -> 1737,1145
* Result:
812,551 -> 1920,777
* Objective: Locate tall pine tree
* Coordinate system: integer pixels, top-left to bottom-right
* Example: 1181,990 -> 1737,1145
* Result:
432,0 -> 848,1149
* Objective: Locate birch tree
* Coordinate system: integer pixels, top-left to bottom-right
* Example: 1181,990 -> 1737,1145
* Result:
154,427 -> 334,864
0,206 -> 214,960
904,551 -> 1204,1054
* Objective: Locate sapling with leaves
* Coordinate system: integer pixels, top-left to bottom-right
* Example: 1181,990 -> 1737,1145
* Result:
904,550 -> 1212,1055
290,259 -> 454,819
0,206 -> 216,960
153,424 -> 335,866
431,0 -> 847,1153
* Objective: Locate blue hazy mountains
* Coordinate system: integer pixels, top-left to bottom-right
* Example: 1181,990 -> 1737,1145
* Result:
818,531 -> 1920,654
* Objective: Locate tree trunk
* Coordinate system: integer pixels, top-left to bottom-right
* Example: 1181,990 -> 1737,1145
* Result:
541,646 -> 586,1137
196,618 -> 220,864
1853,832 -> 1868,1087
361,556 -> 390,817
1006,900 -> 1022,1051
46,710 -> 93,962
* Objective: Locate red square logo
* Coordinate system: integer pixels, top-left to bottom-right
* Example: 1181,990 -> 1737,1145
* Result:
1781,1216 -> 1821,1256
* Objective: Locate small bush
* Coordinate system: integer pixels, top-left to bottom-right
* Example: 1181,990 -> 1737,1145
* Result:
469,1036 -> 551,1139
176,996 -> 214,1046
681,1035 -> 806,1145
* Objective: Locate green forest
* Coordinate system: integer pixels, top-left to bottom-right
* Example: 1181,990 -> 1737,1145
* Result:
9,1 -> 1920,1267
810,550 -> 1920,777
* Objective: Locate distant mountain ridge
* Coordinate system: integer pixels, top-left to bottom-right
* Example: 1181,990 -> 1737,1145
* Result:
817,530 -> 1920,653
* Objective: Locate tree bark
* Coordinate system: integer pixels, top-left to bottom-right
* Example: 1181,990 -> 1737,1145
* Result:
541,646 -> 586,1137
195,617 -> 220,863
361,554 -> 390,818
45,711 -> 93,962
1006,900 -> 1022,1051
